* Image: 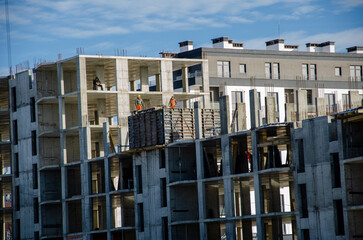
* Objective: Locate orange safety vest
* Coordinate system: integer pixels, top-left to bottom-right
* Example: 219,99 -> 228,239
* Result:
169,98 -> 177,108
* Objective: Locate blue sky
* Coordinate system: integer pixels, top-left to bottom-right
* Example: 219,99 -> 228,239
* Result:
1,0 -> 363,76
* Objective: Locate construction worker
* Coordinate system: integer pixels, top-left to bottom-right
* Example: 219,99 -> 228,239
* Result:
135,95 -> 144,111
169,96 -> 177,109
93,76 -> 103,90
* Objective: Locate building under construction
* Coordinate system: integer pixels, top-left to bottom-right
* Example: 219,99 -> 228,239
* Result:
5,42 -> 363,240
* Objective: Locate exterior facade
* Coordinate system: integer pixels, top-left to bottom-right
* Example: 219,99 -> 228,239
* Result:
0,76 -> 13,240
133,106 -> 363,240
6,38 -> 363,240
9,55 -> 209,240
173,37 -> 363,130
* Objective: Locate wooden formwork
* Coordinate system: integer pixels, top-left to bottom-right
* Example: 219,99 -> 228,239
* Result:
128,108 -> 221,149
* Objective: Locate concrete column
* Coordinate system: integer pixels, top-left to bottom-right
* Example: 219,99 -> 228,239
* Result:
219,95 -> 231,135
140,66 -> 149,92
160,60 -> 173,107
296,90 -> 307,121
270,177 -> 281,212
77,57 -> 88,126
182,66 -> 189,108
349,90 -> 360,108
103,123 -> 112,239
130,81 -> 137,91
251,130 -> 264,239
97,99 -> 107,124
196,141 -> 207,239
194,102 -> 203,139
316,97 -> 326,116
241,181 -> 253,239
96,65 -> 105,83
221,135 -> 236,240
249,89 -> 260,128
285,103 -> 295,122
201,61 -> 211,108
115,59 -> 130,151
155,74 -> 160,91
57,63 -> 64,95
237,103 -> 246,131
265,96 -> 276,124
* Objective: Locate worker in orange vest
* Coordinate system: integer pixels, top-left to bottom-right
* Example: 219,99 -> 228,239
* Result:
135,95 -> 144,110
169,96 -> 177,109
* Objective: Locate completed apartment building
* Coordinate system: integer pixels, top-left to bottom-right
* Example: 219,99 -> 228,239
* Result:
172,37 -> 363,129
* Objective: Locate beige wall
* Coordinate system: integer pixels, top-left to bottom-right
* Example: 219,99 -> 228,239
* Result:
207,55 -> 363,81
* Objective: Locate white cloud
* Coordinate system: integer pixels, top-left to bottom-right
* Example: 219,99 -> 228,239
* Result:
5,0 -> 322,40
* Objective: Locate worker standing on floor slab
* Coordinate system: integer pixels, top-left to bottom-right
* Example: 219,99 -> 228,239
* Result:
169,96 -> 177,109
135,95 -> 144,110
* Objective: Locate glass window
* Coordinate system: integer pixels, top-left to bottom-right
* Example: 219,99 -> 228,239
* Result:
350,65 -> 362,81
335,67 -> 341,76
310,64 -> 316,80
302,64 -> 308,80
265,63 -> 272,79
240,64 -> 246,73
342,94 -> 349,111
231,91 -> 243,109
217,61 -> 230,78
273,63 -> 280,79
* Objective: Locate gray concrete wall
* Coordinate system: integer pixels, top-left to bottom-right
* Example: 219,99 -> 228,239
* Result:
10,70 -> 39,239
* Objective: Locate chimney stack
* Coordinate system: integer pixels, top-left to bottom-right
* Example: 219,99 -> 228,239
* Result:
306,41 -> 335,53
347,46 -> 363,54
266,39 -> 298,51
211,37 -> 243,49
179,40 -> 193,53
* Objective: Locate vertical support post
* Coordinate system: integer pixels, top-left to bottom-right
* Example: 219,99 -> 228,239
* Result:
252,129 -> 264,239
58,62 -> 68,235
182,66 -> 189,108
201,61 -> 211,108
296,90 -> 307,121
194,102 -> 203,139
96,65 -> 105,88
140,66 -> 149,92
265,96 -> 276,124
219,95 -> 230,135
249,89 -> 260,128
349,90 -> 360,108
237,102 -> 246,131
316,97 -> 326,116
160,60 -> 173,107
222,135 -> 236,240
103,122 -> 112,239
77,57 -> 88,127
196,141 -> 207,239
116,59 -> 130,151
285,103 -> 295,122
155,74 -> 160,91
